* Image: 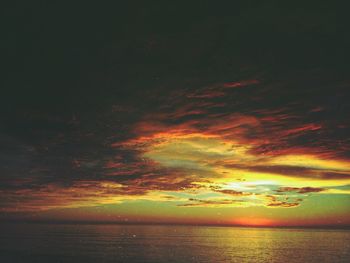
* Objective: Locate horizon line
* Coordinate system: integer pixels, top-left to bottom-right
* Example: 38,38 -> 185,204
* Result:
2,219 -> 350,230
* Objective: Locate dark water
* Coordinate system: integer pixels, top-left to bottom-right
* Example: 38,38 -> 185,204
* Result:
0,223 -> 349,263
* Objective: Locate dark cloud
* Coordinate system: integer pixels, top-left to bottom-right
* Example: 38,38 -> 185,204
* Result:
276,187 -> 325,194
267,202 -> 300,208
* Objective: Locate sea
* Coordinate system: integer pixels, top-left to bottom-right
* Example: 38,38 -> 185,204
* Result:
0,223 -> 349,263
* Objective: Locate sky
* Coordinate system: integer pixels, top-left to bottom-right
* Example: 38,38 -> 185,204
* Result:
1,1 -> 350,227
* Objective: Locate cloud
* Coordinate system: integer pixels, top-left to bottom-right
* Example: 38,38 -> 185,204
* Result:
224,164 -> 350,180
0,181 -> 188,212
264,195 -> 303,208
1,73 -> 350,214
214,189 -> 252,196
223,80 -> 259,88
267,202 -> 300,208
276,187 -> 325,194
178,198 -> 244,207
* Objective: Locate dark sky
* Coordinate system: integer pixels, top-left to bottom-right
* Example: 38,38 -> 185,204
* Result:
3,1 -> 349,112
1,1 -> 350,220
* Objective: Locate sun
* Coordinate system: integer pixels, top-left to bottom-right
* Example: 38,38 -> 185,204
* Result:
233,217 -> 274,227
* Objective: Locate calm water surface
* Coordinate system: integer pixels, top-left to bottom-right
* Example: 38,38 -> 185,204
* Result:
0,223 -> 349,263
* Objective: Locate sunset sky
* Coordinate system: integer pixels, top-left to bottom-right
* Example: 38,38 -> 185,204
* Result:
2,1 -> 350,227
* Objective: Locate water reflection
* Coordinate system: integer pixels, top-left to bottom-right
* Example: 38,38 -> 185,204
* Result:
0,223 -> 349,262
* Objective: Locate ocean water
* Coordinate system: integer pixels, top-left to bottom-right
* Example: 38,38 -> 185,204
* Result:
0,223 -> 349,263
